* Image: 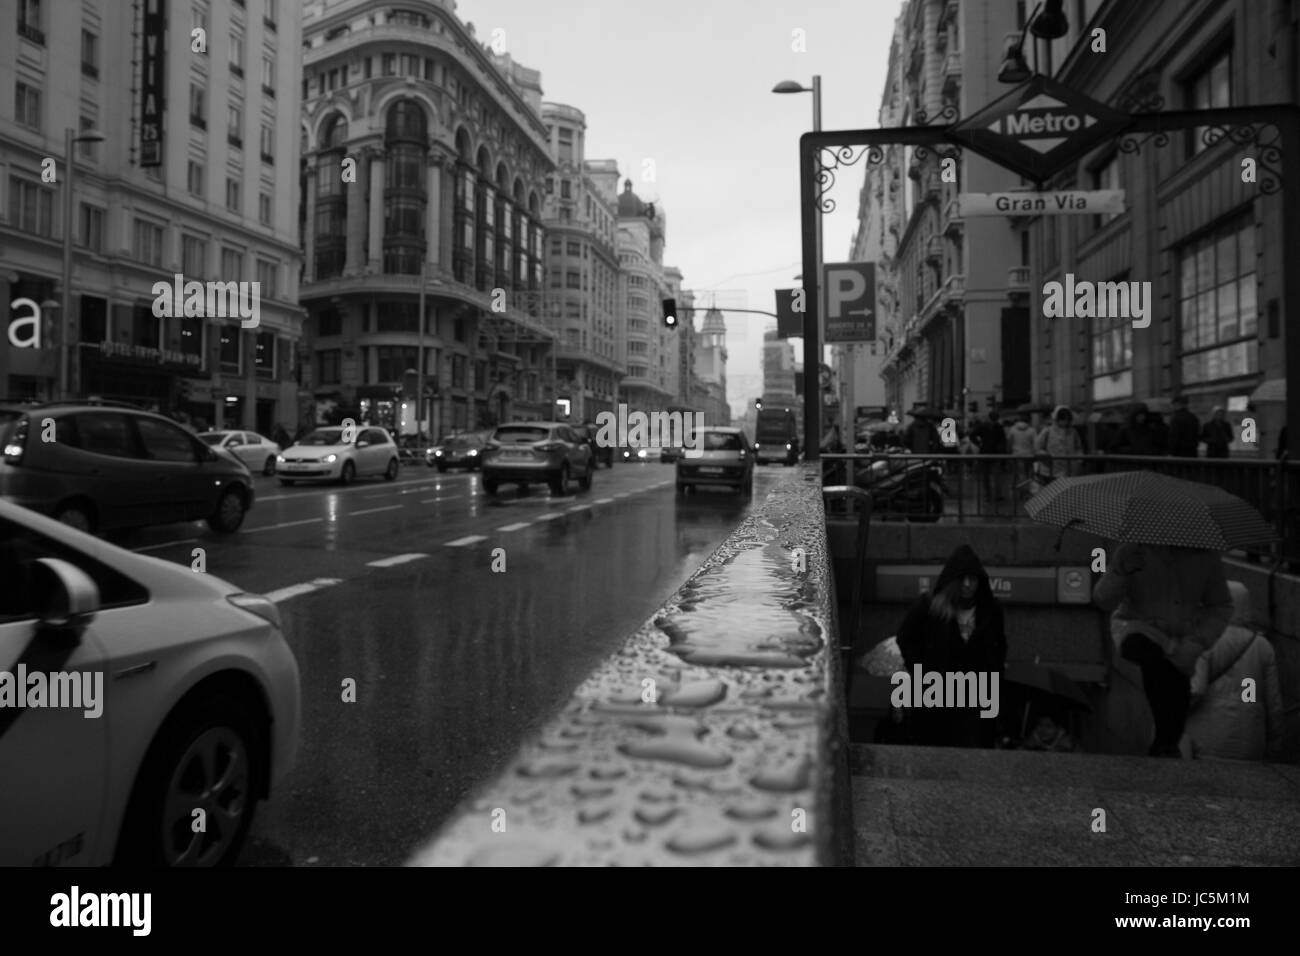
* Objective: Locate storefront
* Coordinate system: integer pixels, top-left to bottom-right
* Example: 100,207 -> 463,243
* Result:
79,341 -> 205,411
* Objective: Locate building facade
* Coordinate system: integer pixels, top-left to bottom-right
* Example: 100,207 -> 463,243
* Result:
539,105 -> 621,423
693,306 -> 729,425
1028,0 -> 1291,455
1,0 -> 304,433
763,328 -> 797,405
615,180 -> 675,415
869,0 -> 1026,427
298,0 -> 555,438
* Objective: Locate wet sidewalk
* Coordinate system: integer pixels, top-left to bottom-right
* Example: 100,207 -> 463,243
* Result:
852,744 -> 1300,865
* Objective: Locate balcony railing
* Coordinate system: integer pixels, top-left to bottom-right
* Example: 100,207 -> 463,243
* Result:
818,452 -> 1300,565
943,198 -> 963,237
943,50 -> 962,92
17,21 -> 44,44
940,273 -> 966,305
925,235 -> 944,264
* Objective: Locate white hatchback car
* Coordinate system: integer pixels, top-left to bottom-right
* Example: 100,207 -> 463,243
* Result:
0,498 -> 300,866
276,425 -> 400,485
197,430 -> 283,476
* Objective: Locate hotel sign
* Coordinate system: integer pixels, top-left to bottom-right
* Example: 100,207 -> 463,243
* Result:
93,341 -> 201,369
139,0 -> 167,167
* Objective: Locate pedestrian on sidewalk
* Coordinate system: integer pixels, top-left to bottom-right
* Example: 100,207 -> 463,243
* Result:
896,544 -> 1008,749
1182,582 -> 1285,761
1092,542 -> 1234,756
1007,412 -> 1037,499
1034,405 -> 1083,482
1110,402 -> 1165,456
1201,406 -> 1234,458
1168,395 -> 1201,458
972,409 -> 1009,506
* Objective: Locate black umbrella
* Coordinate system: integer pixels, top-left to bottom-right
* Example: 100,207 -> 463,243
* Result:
1024,470 -> 1276,549
1003,662 -> 1092,710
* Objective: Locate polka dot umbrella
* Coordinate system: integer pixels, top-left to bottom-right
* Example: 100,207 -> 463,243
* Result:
1023,471 -> 1276,549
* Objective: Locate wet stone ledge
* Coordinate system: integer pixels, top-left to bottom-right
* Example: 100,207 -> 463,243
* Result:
409,464 -> 844,866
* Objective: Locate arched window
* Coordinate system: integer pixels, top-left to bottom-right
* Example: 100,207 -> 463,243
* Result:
383,100 -> 428,275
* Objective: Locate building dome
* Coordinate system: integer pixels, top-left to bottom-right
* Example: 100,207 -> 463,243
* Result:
702,307 -> 726,334
617,178 -> 646,217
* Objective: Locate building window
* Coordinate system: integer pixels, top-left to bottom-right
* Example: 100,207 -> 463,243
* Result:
182,235 -> 208,277
255,331 -> 275,376
258,192 -> 272,224
318,349 -> 341,384
1089,272 -> 1133,402
453,318 -> 466,342
14,82 -> 40,129
1178,214 -> 1257,384
317,308 -> 343,337
133,217 -> 164,266
256,260 -> 277,298
230,32 -> 244,75
1090,153 -> 1121,227
79,203 -> 104,252
376,346 -> 418,382
81,29 -> 99,78
187,160 -> 205,196
558,128 -> 574,162
566,270 -> 580,289
382,53 -> 396,76
220,325 -> 241,370
262,53 -> 276,95
264,0 -> 277,29
16,0 -> 42,44
221,247 -> 243,279
189,83 -> 206,129
560,180 -> 571,199
225,178 -> 241,212
228,104 -> 243,148
132,305 -> 160,349
374,303 -> 419,333
260,123 -> 274,163
451,354 -> 466,388
566,241 -> 581,256
1185,47 -> 1231,156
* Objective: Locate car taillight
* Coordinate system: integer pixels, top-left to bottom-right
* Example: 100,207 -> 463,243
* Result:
3,418 -> 29,463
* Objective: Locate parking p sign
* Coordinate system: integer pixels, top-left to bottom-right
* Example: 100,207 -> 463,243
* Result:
823,262 -> 876,343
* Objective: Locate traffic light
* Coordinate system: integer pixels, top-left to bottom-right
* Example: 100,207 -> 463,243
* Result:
661,298 -> 678,329
755,398 -> 763,411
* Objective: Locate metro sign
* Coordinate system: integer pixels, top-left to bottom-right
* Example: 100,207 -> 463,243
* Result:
947,74 -> 1132,183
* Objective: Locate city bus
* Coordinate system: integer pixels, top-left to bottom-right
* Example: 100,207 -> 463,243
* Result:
754,407 -> 800,465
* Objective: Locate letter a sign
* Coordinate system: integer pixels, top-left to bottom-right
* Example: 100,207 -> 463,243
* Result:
946,75 -> 1131,182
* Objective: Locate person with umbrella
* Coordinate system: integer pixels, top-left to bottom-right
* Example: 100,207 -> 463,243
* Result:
896,544 -> 1008,748
1024,471 -> 1273,756
1182,582 -> 1285,761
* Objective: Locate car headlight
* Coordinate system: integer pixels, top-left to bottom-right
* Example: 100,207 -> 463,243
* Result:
434,449 -> 443,456
786,443 -> 792,450
227,593 -> 282,631
637,449 -> 647,458
323,453 -> 338,463
276,454 -> 286,463
468,449 -> 478,456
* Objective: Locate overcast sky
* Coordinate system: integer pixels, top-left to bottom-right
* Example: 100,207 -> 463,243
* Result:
459,0 -> 900,418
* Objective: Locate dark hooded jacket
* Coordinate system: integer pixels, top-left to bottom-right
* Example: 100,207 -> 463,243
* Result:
1110,402 -> 1166,455
896,545 -> 1008,747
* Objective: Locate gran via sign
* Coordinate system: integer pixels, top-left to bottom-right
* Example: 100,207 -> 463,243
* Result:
959,189 -> 1126,216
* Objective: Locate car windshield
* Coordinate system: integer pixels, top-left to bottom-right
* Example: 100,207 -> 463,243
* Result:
494,426 -> 549,444
198,433 -> 227,445
299,429 -> 345,446
702,431 -> 743,451
446,436 -> 477,448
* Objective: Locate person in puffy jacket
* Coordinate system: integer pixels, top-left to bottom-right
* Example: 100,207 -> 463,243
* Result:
1034,405 -> 1083,480
1111,402 -> 1166,455
1182,582 -> 1285,761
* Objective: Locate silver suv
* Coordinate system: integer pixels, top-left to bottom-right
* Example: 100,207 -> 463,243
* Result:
479,422 -> 594,496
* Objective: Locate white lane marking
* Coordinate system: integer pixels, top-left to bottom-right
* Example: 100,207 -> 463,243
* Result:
264,577 -> 344,604
445,535 -> 488,546
365,553 -> 429,568
497,522 -> 532,532
535,512 -> 565,521
133,537 -> 198,552
259,478 -> 450,503
567,505 -> 591,514
419,496 -> 464,504
244,517 -> 325,533
594,498 -> 614,504
350,505 -> 403,516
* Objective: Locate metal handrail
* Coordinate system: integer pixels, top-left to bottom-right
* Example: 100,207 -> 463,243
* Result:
822,486 -> 873,670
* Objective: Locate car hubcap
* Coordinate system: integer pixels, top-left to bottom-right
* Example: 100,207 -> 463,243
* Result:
161,727 -> 250,866
220,493 -> 242,525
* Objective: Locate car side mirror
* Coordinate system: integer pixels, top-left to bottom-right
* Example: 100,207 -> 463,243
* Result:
31,557 -> 99,636
356,440 -> 370,448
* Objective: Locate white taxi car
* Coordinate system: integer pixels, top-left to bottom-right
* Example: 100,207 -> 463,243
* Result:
0,498 -> 300,866
276,425 -> 400,485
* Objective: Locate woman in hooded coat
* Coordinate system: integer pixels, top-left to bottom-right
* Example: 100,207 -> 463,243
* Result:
1182,582 -> 1285,761
1034,405 -> 1083,480
896,544 -> 1008,748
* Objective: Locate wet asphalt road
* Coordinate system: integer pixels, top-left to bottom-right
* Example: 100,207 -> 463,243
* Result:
115,458 -> 780,865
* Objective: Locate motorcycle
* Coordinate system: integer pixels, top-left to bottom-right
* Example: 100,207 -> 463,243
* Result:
850,445 -> 947,521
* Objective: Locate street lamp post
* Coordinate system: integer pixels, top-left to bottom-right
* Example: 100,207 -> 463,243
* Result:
773,76 -> 823,461
59,126 -> 105,401
417,258 -> 427,440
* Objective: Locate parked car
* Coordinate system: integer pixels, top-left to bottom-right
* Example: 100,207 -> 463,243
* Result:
479,422 -> 594,496
571,423 -> 615,468
277,426 -> 400,485
0,402 -> 256,534
198,430 -> 282,476
676,426 -> 754,497
428,431 -> 489,472
0,497 -> 300,866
